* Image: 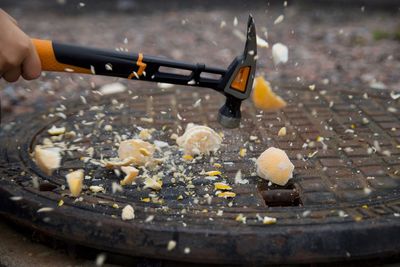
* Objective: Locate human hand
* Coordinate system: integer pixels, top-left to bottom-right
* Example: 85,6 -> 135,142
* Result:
0,9 -> 41,82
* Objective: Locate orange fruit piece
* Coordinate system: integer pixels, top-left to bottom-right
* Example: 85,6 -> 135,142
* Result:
252,76 -> 287,110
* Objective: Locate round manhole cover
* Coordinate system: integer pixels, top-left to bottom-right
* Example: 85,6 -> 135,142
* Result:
0,85 -> 399,265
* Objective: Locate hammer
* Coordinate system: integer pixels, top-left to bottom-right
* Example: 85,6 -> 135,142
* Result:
31,15 -> 257,128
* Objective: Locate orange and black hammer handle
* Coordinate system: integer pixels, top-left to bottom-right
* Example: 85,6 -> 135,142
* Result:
32,39 -> 227,91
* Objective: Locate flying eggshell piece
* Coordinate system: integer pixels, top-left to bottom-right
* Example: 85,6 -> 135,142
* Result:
272,43 -> 288,65
256,147 -> 294,186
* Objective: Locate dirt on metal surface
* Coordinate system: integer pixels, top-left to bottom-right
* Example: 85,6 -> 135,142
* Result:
0,84 -> 399,264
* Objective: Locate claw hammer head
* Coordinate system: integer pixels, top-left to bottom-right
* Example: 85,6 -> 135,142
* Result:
218,15 -> 257,128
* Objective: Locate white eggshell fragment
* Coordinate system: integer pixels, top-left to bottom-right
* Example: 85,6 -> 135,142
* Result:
99,82 -> 126,95
272,43 -> 288,65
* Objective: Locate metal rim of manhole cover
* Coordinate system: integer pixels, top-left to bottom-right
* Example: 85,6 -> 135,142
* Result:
0,84 -> 399,265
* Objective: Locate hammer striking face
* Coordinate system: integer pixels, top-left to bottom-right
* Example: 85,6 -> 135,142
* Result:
29,15 -> 257,128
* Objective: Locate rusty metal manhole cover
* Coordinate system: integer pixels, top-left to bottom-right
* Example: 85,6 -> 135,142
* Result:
0,84 -> 399,265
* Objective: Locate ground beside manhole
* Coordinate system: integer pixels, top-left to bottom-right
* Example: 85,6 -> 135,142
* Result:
0,220 -> 119,267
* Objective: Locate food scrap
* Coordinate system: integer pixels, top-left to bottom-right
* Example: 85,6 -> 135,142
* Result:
104,125 -> 113,132
157,82 -> 174,89
214,182 -> 232,191
95,253 -> 107,267
34,146 -> 61,175
47,125 -> 66,136
118,139 -> 155,166
234,170 -> 249,185
167,240 -> 177,251
139,128 -> 152,140
252,76 -> 287,111
120,166 -> 139,185
89,185 -> 105,193
213,163 -> 222,168
278,127 -> 287,137
176,123 -> 222,156
239,148 -> 247,157
263,216 -> 277,225
204,170 -> 222,176
66,169 -> 84,197
256,147 -> 294,186
273,14 -> 284,25
235,214 -> 247,224
145,215 -> 155,223
102,157 -> 136,169
144,177 -> 162,191
121,204 -> 135,221
37,207 -> 54,213
182,154 -> 194,161
99,82 -> 126,95
256,35 -> 269,48
213,178 -> 236,198
217,191 -> 236,198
